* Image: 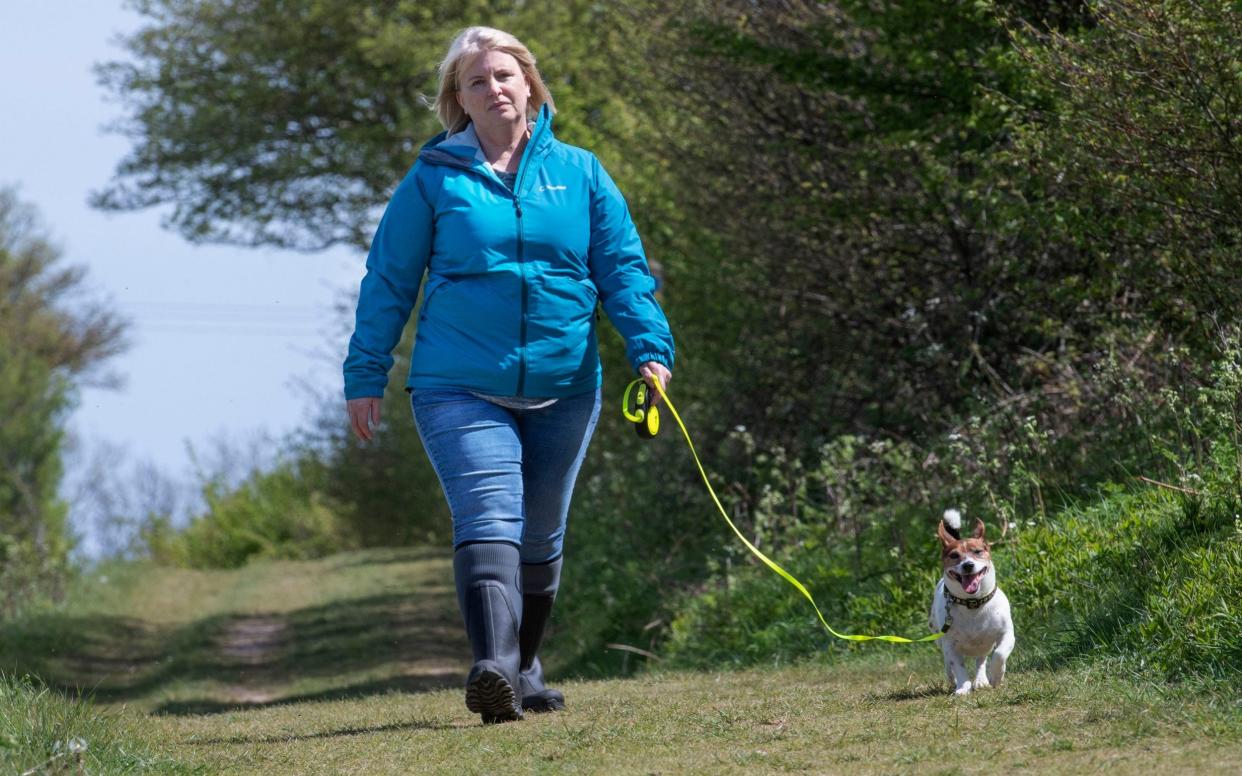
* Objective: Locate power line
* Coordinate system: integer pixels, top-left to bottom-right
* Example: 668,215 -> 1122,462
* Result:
119,301 -> 329,317
116,300 -> 344,337
138,324 -> 330,338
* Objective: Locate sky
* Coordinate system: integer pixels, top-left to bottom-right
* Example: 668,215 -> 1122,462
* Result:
0,2 -> 366,550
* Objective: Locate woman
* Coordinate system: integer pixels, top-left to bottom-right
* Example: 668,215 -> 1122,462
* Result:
343,27 -> 674,724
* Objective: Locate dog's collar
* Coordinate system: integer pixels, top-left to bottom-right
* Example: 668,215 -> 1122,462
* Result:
945,587 -> 997,610
940,585 -> 997,633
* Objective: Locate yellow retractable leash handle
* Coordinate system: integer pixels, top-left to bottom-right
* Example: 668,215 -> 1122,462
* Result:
622,378 -> 660,439
623,377 -> 942,645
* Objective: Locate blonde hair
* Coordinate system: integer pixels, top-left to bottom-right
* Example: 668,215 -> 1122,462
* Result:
434,27 -> 556,134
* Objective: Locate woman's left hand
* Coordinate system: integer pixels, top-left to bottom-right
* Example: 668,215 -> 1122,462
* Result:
638,361 -> 672,407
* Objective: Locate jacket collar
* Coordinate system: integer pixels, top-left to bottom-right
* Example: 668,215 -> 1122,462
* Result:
436,122 -> 498,164
419,104 -> 555,195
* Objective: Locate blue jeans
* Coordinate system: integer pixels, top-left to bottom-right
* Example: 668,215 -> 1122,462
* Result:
410,388 -> 602,563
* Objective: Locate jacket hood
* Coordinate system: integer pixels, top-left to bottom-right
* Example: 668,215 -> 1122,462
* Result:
419,104 -> 555,169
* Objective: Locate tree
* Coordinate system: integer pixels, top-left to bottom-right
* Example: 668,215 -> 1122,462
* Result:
94,0 -> 651,250
598,1 -> 1105,444
1012,0 -> 1242,350
0,187 -> 127,612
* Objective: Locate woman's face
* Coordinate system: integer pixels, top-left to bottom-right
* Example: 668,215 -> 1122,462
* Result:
457,49 -> 531,129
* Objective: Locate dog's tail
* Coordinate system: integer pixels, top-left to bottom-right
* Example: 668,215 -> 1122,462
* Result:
941,509 -> 963,539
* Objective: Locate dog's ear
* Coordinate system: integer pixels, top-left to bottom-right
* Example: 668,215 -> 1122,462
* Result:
937,520 -> 957,547
971,518 -> 986,540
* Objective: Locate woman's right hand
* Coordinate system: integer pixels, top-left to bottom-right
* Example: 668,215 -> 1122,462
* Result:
638,361 -> 672,407
347,397 -> 383,442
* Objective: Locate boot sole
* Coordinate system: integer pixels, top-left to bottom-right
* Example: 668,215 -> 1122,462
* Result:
466,666 -> 523,723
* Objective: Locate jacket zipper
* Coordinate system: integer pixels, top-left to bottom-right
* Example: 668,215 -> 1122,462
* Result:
513,123 -> 544,397
515,195 -> 527,396
421,124 -> 545,397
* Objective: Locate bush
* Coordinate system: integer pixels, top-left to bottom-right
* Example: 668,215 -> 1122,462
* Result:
145,460 -> 353,569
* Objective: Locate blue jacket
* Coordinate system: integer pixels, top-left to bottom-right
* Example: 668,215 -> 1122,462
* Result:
344,106 -> 675,400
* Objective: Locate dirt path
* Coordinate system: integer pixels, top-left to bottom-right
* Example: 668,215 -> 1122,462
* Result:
215,615 -> 290,705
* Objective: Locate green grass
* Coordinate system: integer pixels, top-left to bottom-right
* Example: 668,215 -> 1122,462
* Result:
0,674 -> 194,774
144,656 -> 1242,775
3,547 -> 1241,773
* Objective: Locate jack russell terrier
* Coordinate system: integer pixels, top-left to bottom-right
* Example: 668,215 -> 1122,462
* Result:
927,509 -> 1015,695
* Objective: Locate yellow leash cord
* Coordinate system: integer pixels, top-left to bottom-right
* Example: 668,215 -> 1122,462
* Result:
624,378 -> 943,645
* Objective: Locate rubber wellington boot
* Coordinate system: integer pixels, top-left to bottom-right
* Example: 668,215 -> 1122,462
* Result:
454,543 -> 524,724
518,558 -> 566,712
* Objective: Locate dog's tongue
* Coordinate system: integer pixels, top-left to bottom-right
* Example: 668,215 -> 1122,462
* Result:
962,573 -> 982,594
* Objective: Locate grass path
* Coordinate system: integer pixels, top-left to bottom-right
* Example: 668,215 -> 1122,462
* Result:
18,547 -> 468,715
6,549 -> 1242,774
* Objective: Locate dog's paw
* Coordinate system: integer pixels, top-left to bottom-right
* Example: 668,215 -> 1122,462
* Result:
953,684 -> 973,696
973,677 -> 991,690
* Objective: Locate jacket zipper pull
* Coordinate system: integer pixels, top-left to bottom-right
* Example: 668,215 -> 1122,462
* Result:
514,198 -> 522,218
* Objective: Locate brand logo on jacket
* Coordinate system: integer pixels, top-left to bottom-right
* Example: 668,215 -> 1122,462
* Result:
537,185 -> 568,193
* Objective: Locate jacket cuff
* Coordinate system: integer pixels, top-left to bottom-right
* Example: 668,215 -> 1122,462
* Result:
344,381 -> 387,401
631,352 -> 674,372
